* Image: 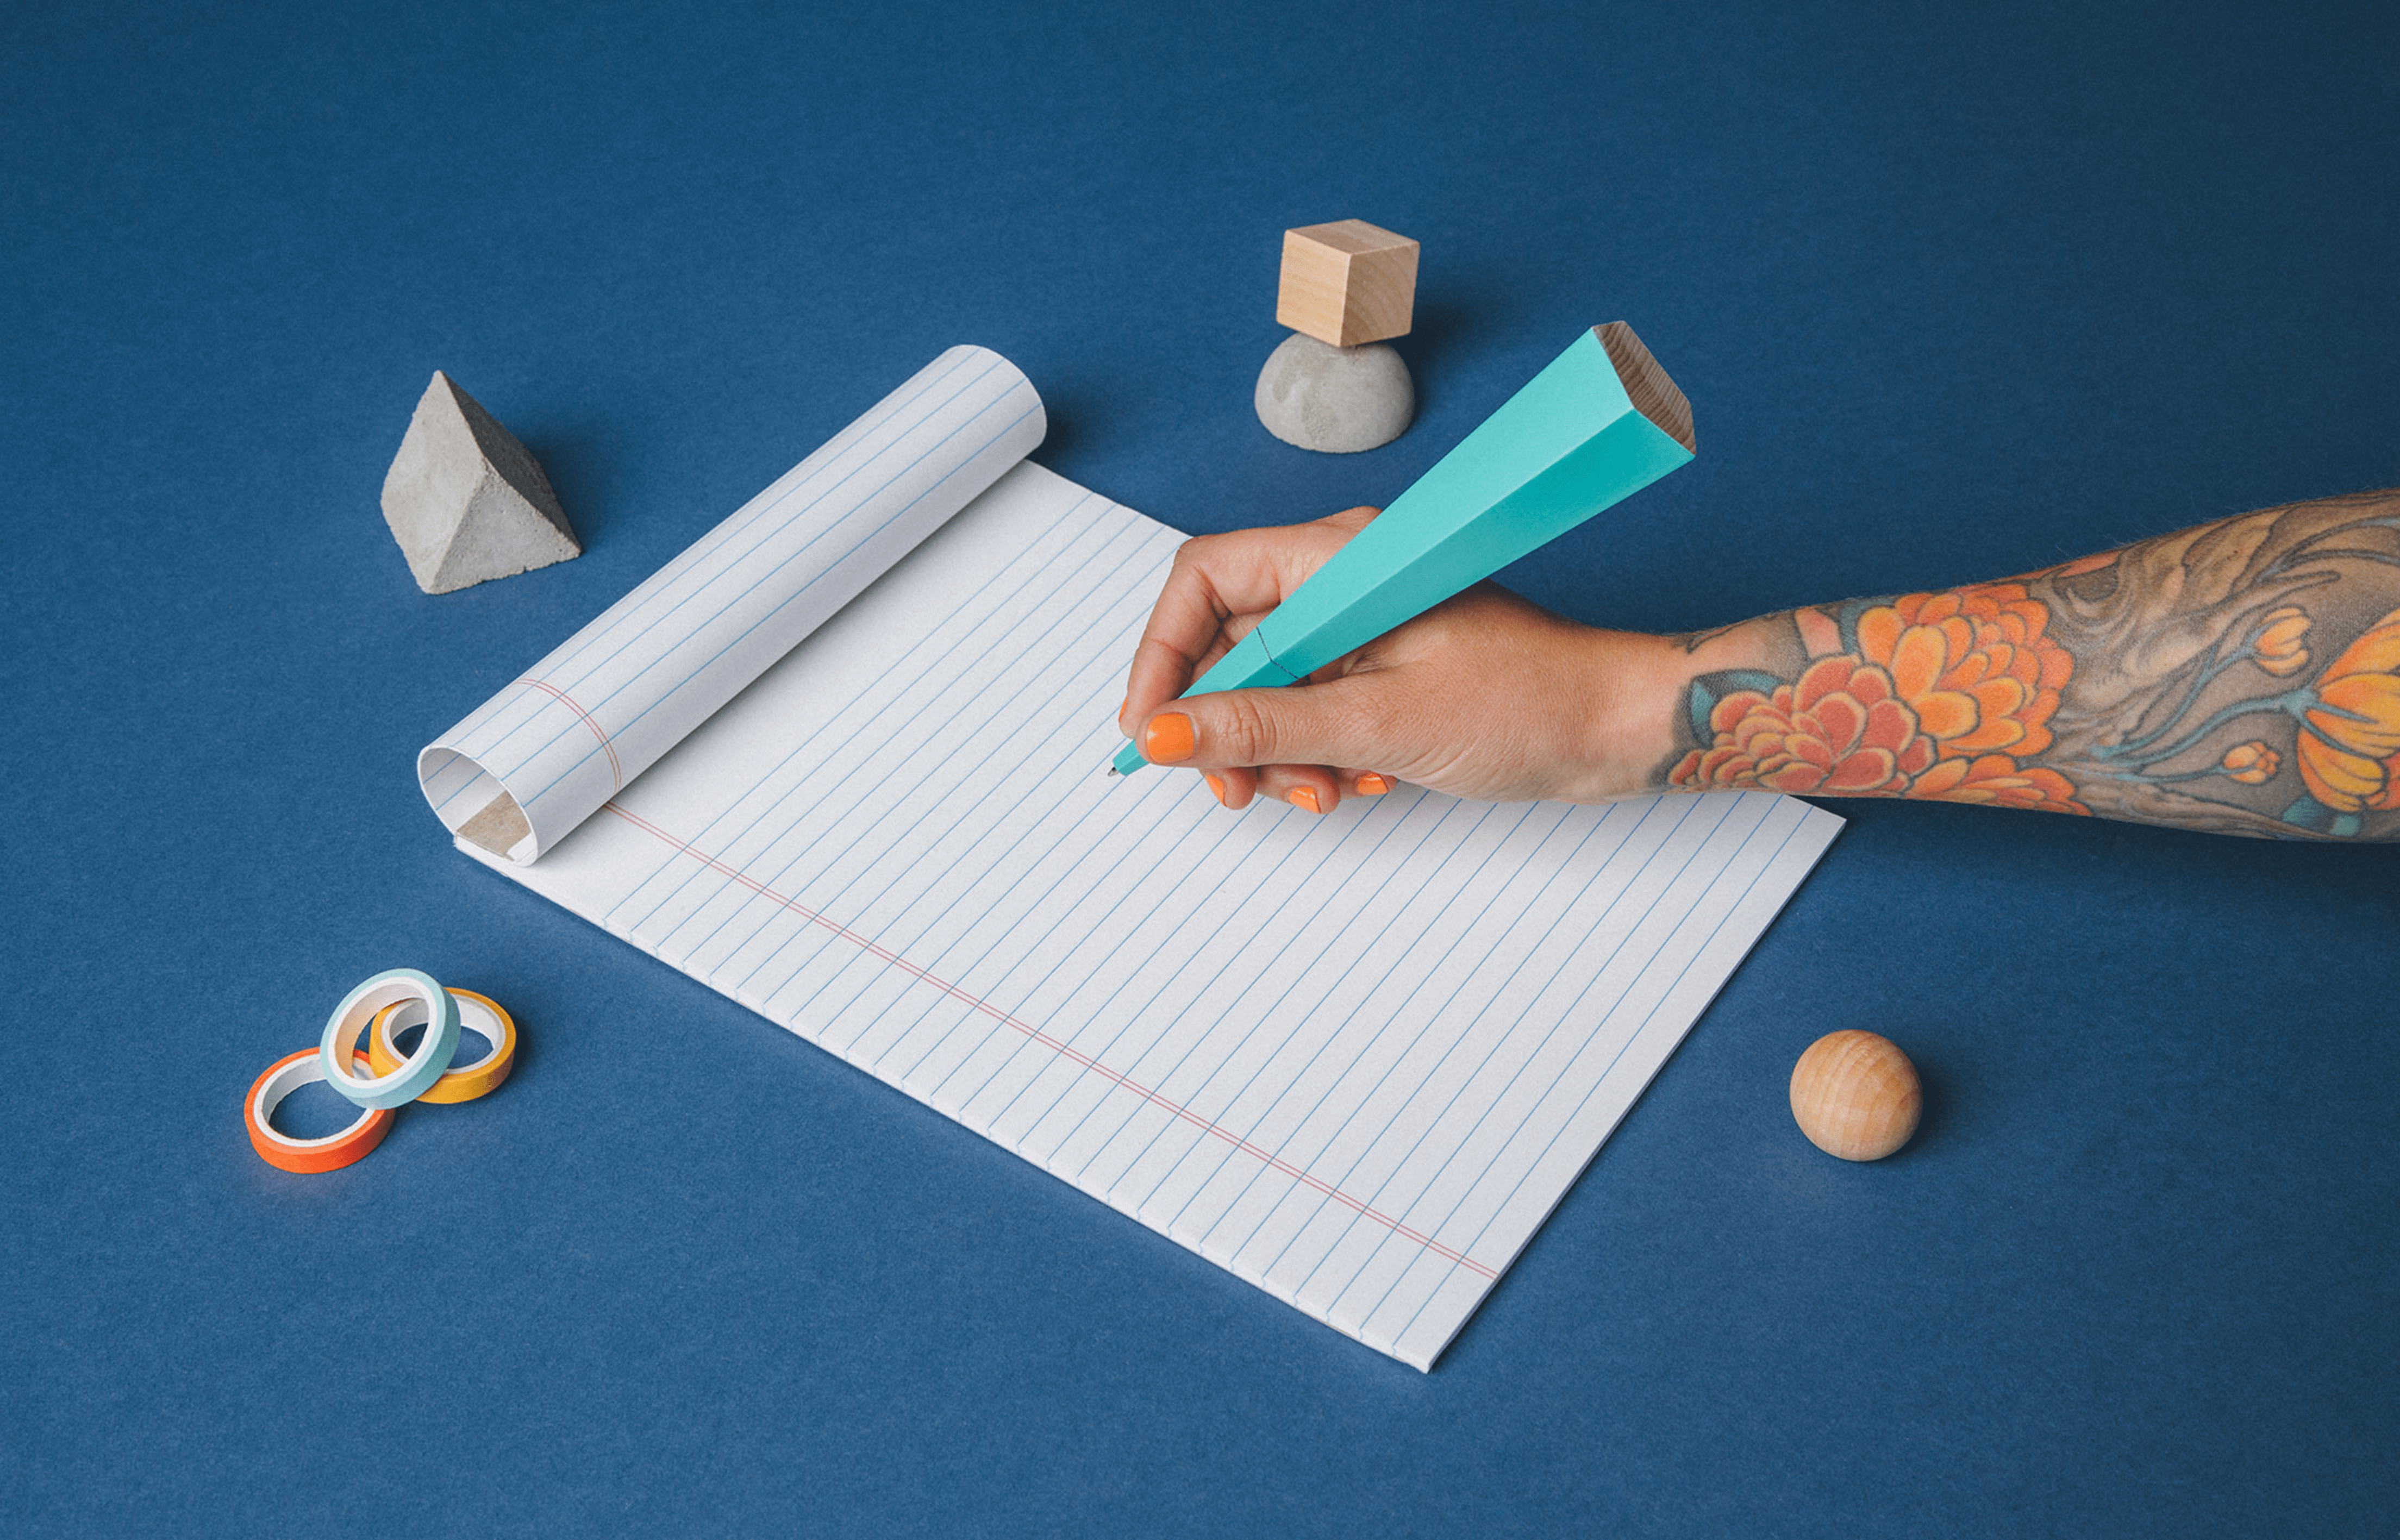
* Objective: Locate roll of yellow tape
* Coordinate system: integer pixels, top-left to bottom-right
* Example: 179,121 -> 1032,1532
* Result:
368,988 -> 517,1104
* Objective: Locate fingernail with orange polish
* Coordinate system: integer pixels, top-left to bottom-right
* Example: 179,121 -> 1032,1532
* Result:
1204,773 -> 1228,806
1357,773 -> 1392,795
1142,711 -> 1196,764
1287,786 -> 1322,813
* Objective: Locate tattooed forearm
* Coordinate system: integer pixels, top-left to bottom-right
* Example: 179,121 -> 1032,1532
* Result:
1658,491 -> 2400,840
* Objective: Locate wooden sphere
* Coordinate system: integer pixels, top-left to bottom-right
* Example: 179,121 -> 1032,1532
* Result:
1789,1030 -> 1921,1161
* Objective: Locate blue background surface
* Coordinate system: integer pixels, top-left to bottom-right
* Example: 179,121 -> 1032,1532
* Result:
4,2 -> 2396,1533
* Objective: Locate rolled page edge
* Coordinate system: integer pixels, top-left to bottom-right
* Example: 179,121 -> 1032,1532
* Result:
415,345 -> 1046,864
418,744 -> 538,862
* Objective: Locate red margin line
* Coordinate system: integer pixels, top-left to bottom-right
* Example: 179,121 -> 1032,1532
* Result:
525,679 -> 623,791
602,801 -> 1496,1279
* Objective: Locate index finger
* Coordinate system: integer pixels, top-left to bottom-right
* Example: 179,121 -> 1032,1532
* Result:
1120,508 -> 1378,730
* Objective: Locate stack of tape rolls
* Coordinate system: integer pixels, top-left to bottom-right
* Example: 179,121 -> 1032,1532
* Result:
245,968 -> 519,1174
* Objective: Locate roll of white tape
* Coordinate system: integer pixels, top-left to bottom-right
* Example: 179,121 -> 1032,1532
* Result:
319,968 -> 459,1109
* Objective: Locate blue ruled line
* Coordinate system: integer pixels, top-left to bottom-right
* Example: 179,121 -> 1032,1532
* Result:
1220,794 -> 1711,1283
603,494 -> 1111,939
1311,794 -> 1775,1320
1376,797 -> 1809,1356
434,350 -> 997,815
705,536 -> 1167,1012
1150,798 -> 1634,1238
520,398 -> 1041,810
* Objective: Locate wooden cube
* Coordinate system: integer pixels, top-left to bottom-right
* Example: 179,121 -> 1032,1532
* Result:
1276,219 -> 1419,348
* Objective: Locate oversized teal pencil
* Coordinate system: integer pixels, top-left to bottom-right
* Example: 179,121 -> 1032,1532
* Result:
1107,322 -> 1697,777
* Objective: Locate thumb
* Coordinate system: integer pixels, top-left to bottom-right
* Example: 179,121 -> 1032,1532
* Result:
1133,675 -> 1389,772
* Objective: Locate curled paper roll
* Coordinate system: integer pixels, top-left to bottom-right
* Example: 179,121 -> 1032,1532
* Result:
417,346 -> 1046,863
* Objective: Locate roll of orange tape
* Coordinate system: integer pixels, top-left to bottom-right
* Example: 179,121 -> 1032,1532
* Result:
246,1049 -> 395,1174
368,988 -> 517,1105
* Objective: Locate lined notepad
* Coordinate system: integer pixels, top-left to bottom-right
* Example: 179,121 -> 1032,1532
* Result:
423,349 -> 1841,1369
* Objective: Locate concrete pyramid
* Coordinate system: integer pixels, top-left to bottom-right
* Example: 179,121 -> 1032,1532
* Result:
380,371 -> 580,593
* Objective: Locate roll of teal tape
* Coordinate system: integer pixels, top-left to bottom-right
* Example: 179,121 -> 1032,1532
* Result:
319,968 -> 459,1110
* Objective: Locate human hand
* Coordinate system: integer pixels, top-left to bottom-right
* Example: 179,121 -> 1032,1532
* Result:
1116,508 -> 1686,812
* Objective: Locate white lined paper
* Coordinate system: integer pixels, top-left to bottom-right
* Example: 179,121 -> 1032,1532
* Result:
419,345 -> 1044,862
457,451 -> 1843,1369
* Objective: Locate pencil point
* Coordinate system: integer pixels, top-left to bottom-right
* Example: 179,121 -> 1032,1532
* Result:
1104,765 -> 1120,778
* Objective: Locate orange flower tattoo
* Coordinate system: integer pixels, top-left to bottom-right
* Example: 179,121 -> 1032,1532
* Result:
1676,494 -> 2400,839
1848,584 -> 2076,759
1908,754 -> 2087,811
2295,608 -> 2400,816
2220,742 -> 2280,784
1672,585 -> 2088,813
2249,607 -> 2312,677
1675,658 -> 1934,795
